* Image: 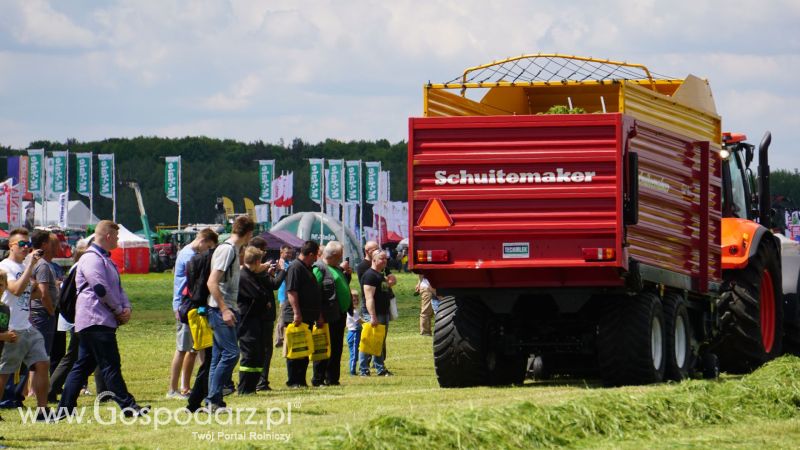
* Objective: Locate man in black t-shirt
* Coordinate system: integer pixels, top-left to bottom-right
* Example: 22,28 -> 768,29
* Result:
358,249 -> 393,376
283,241 -> 322,387
357,241 -> 396,300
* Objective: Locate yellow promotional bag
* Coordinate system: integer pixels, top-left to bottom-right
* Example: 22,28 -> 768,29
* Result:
309,324 -> 331,361
359,323 -> 386,356
187,309 -> 213,351
285,323 -> 314,359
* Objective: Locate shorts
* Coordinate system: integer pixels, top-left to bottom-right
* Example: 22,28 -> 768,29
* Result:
0,327 -> 49,374
176,321 -> 195,353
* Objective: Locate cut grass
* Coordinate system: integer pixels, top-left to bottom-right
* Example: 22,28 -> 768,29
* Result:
2,272 -> 799,449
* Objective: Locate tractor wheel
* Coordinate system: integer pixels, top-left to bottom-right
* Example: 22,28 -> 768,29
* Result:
717,239 -> 783,373
663,292 -> 695,381
433,296 -> 489,387
598,292 -> 666,386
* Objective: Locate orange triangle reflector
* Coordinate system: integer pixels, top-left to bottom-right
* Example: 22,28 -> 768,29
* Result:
418,198 -> 453,228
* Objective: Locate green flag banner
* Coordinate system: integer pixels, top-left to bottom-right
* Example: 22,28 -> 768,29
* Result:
345,160 -> 361,203
327,159 -> 344,202
165,156 -> 181,203
259,160 -> 275,202
27,149 -> 44,196
365,161 -> 381,204
51,151 -> 68,195
75,153 -> 92,197
98,154 -> 114,199
309,158 -> 324,204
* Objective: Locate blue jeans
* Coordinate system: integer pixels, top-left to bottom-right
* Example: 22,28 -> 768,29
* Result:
346,328 -> 361,375
58,325 -> 136,411
207,308 -> 240,406
358,314 -> 387,374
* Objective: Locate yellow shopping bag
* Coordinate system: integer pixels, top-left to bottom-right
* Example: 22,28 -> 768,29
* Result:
285,323 -> 314,359
309,324 -> 331,361
187,309 -> 213,351
359,323 -> 386,356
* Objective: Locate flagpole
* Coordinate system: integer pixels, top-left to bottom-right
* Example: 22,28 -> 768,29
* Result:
112,154 -> 116,223
321,159 -> 325,246
358,160 -> 363,248
177,156 -> 182,230
43,154 -> 48,226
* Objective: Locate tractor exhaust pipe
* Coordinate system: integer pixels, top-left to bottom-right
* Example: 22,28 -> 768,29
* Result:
758,131 -> 772,228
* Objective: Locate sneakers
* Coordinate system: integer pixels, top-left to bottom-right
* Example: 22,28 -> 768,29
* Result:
376,370 -> 394,377
166,390 -> 188,400
358,372 -> 371,377
255,385 -> 272,392
203,403 -> 228,413
122,404 -> 151,418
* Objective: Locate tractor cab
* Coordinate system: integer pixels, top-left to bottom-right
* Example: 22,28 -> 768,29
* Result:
721,131 -> 772,227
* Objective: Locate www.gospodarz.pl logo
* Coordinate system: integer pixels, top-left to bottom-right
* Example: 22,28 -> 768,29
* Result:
19,391 -> 294,439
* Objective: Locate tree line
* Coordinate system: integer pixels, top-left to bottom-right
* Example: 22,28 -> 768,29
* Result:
2,137 -> 408,232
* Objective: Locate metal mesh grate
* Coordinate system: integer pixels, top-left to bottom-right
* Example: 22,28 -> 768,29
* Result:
445,54 -> 673,85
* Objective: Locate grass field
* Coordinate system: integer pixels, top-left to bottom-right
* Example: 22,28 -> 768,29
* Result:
2,272 -> 800,449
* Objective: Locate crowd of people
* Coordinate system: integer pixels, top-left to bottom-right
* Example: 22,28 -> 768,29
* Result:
0,215 -> 436,421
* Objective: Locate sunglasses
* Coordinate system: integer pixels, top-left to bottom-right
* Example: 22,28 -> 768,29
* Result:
13,240 -> 31,248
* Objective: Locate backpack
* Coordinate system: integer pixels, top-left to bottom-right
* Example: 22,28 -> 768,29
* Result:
57,265 -> 88,324
178,242 -> 235,323
313,261 -> 342,323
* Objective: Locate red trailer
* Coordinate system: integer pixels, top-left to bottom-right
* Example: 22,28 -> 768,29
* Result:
410,55 -> 789,386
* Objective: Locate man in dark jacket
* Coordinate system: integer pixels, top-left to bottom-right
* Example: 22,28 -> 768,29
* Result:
236,246 -> 282,394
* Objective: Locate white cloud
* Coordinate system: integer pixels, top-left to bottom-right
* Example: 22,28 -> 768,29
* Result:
202,74 -> 263,111
4,0 -> 96,48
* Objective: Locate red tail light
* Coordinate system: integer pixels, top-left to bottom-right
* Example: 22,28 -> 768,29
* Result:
416,250 -> 449,263
582,248 -> 616,262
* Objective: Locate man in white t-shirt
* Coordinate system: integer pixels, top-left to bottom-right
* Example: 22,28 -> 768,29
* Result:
0,228 -> 50,418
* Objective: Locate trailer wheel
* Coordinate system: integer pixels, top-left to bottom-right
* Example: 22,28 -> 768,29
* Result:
663,292 -> 695,381
433,296 -> 488,387
717,239 -> 783,372
598,292 -> 666,386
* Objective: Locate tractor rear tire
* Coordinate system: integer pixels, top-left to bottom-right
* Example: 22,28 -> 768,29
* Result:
433,296 -> 489,387
717,239 -> 783,373
598,292 -> 666,386
663,292 -> 695,381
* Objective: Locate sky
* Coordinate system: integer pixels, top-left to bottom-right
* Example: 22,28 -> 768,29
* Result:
0,0 -> 798,170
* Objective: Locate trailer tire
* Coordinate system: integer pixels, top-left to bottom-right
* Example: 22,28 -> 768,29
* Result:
598,292 -> 666,386
663,292 -> 695,381
717,239 -> 783,373
433,296 -> 488,387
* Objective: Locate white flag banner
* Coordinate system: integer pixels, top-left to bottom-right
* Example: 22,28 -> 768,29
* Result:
378,170 -> 390,203
255,204 -> 270,224
283,171 -> 294,207
58,192 -> 69,228
0,178 -> 11,225
9,184 -> 23,227
273,174 -> 284,206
